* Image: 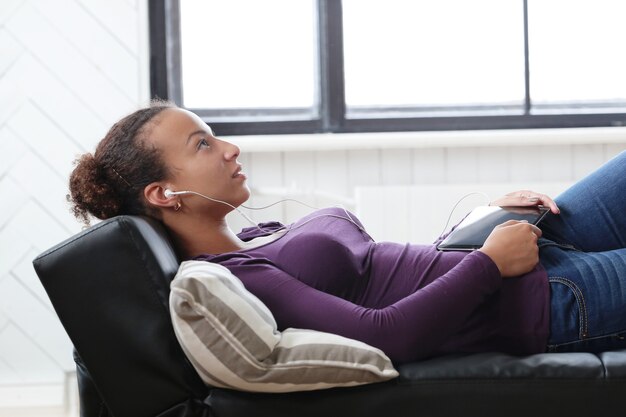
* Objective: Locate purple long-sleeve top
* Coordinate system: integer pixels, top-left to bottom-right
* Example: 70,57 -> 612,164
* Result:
195,207 -> 550,364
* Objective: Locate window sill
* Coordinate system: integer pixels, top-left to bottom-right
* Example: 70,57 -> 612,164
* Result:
226,126 -> 626,153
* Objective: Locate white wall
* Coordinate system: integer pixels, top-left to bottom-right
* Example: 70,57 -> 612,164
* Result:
1,0 -> 626,411
0,0 -> 149,409
226,140 -> 626,233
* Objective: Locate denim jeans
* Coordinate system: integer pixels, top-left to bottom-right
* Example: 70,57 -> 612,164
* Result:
538,150 -> 626,352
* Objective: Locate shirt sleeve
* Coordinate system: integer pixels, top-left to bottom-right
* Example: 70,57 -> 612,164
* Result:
215,250 -> 501,363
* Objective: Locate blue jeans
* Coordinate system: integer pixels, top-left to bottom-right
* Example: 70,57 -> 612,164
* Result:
538,150 -> 626,352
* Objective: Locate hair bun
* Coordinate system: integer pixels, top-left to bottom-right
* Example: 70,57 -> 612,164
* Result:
68,153 -> 123,225
67,103 -> 173,226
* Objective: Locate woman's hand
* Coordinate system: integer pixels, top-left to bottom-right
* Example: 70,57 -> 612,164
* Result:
478,220 -> 542,278
490,190 -> 560,214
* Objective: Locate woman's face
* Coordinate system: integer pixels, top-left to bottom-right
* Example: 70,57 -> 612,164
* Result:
147,108 -> 250,215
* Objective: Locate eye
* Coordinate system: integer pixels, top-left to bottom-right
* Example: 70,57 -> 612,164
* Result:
196,138 -> 210,150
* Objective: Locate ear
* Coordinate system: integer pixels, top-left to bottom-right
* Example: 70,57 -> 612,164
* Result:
144,182 -> 177,209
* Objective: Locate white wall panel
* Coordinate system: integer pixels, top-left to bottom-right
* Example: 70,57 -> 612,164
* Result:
509,146 -> 543,182
572,144 -> 604,179
477,147 -> 510,183
283,151 -> 316,222
412,148 -> 446,184
0,58 -> 24,126
0,128 -> 27,178
33,0 -> 138,102
605,143 -> 626,158
0,324 -> 65,383
0,27 -> 21,74
0,0 -> 22,25
0,0 -> 147,397
265,145 -> 626,238
2,53 -> 109,148
7,101 -> 83,179
0,177 -> 28,230
447,148 -> 480,183
0,225 -> 31,280
10,154 -> 77,235
381,149 -> 412,185
226,153 -> 253,233
0,359 -> 20,385
0,311 -> 7,331
348,149 -> 381,188
75,0 -> 140,54
12,249 -> 53,311
248,152 -> 283,188
315,150 -> 349,197
378,186 -> 412,243
357,182 -> 573,244
538,145 -> 573,181
5,2 -> 135,122
0,276 -> 73,370
245,152 -> 284,225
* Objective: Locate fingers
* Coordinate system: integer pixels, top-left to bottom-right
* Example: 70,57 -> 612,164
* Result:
529,223 -> 542,238
526,191 -> 559,214
517,221 -> 543,242
481,220 -> 541,277
496,220 -> 543,238
498,219 -> 522,227
506,190 -> 561,214
514,195 -> 540,206
539,194 -> 560,214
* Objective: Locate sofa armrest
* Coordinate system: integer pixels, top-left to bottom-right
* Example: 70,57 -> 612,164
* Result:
74,349 -> 111,417
34,216 -> 209,417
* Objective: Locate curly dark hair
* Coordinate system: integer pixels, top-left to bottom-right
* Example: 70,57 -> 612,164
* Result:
68,100 -> 175,225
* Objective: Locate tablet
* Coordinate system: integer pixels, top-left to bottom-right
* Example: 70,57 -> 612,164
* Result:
436,205 -> 550,251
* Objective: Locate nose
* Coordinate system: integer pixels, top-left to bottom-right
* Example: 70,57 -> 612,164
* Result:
221,140 -> 240,161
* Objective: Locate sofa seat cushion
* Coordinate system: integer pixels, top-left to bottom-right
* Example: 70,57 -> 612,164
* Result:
202,350 -> 626,417
397,351 -> 618,380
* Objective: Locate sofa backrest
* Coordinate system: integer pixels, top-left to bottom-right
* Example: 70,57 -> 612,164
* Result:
32,216 -> 208,417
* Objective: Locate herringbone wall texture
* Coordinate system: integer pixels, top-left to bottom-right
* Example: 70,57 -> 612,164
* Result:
0,0 -> 149,387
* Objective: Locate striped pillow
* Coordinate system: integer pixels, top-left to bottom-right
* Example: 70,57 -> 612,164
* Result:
170,260 -> 398,393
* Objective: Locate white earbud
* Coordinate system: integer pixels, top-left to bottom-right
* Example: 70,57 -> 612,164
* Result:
163,189 -> 260,229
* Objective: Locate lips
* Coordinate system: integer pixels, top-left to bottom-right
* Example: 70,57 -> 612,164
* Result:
232,165 -> 244,178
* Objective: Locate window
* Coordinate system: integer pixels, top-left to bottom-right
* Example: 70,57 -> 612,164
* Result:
343,0 -> 525,112
150,0 -> 626,135
180,0 -> 317,112
528,0 -> 626,112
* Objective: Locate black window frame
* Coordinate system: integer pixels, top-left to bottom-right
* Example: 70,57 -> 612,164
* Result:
149,0 -> 626,136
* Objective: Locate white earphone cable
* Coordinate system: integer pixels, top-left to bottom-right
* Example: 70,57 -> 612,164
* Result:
168,188 -> 491,243
438,191 -> 491,238
167,190 -> 261,230
167,189 -> 370,238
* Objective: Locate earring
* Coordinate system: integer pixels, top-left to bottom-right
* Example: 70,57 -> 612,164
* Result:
173,201 -> 182,212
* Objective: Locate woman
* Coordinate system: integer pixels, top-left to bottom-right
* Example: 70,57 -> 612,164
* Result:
69,102 -> 626,363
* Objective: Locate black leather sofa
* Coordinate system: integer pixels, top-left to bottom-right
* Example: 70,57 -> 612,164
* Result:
32,215 -> 626,417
